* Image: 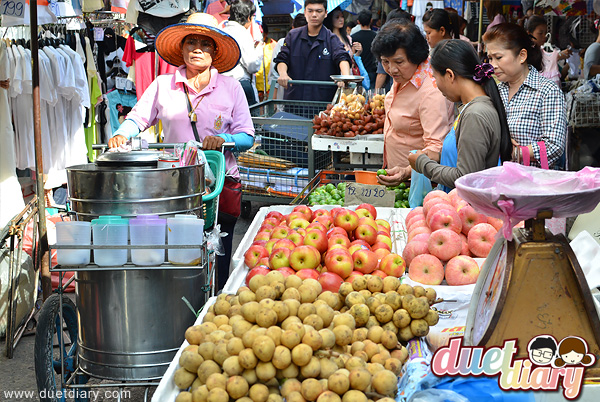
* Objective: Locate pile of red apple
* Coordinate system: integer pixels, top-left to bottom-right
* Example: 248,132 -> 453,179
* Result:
403,189 -> 503,286
244,204 -> 406,294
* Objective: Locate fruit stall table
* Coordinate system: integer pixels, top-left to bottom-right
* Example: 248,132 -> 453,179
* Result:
311,135 -> 384,170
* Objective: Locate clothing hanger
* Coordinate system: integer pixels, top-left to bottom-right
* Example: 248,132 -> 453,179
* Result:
543,33 -> 553,53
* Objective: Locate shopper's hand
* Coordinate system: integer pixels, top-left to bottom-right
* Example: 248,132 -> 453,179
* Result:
408,150 -> 424,170
377,166 -> 410,187
558,47 -> 573,60
203,135 -> 226,150
352,42 -> 363,57
108,134 -> 128,149
0,79 -> 9,89
278,73 -> 291,88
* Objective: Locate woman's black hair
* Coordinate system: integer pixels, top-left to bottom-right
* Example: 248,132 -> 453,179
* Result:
387,8 -> 413,24
430,39 -> 512,163
483,23 -> 543,71
529,337 -> 557,353
229,0 -> 256,25
526,15 -> 546,34
371,21 -> 429,65
324,8 -> 350,48
423,8 -> 459,39
292,13 -> 308,29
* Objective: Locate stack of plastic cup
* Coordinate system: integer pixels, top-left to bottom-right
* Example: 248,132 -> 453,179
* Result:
167,215 -> 204,265
91,215 -> 129,266
129,215 -> 167,266
55,221 -> 91,266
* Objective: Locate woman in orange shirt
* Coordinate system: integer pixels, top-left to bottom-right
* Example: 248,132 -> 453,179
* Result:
371,20 -> 453,186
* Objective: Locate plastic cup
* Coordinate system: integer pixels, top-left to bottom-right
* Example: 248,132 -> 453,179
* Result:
91,216 -> 129,267
55,221 -> 91,266
130,215 -> 167,266
167,215 -> 204,265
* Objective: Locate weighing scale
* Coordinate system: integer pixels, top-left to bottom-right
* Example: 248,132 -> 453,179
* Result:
330,74 -> 365,105
459,166 -> 600,377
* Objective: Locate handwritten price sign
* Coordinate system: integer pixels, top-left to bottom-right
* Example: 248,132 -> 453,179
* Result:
344,183 -> 395,207
1,0 -> 25,17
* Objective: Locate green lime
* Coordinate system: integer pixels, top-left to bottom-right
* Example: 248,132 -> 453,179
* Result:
394,200 -> 402,208
399,182 -> 407,189
377,169 -> 387,176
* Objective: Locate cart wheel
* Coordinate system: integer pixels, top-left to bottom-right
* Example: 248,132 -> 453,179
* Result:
241,201 -> 252,219
35,294 -> 89,402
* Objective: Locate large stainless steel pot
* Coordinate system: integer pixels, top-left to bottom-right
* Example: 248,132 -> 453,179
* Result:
66,160 -> 207,380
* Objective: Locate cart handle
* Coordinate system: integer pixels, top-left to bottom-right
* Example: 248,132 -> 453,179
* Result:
92,142 -> 236,151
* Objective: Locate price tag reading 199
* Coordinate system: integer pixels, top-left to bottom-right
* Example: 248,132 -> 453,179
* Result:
344,183 -> 395,208
1,0 -> 25,17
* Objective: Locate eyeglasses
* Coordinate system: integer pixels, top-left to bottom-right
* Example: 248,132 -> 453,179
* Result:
532,350 -> 553,359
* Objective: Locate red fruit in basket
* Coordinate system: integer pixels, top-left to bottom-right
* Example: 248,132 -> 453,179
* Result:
356,204 -> 377,220
258,225 -> 274,234
405,207 -> 424,226
350,239 -> 370,249
270,248 -> 292,270
313,209 -> 331,218
265,239 -> 278,254
251,240 -> 267,247
458,205 -> 487,236
290,245 -> 321,271
467,223 -> 497,258
429,209 -> 462,234
293,205 -> 313,222
428,229 -> 462,261
265,211 -> 284,222
276,267 -> 296,278
423,190 -> 451,207
327,227 -> 348,239
487,216 -> 504,232
372,269 -> 388,279
334,209 -> 359,232
352,249 -> 378,274
315,215 -> 334,229
262,217 -> 280,227
425,202 -> 455,225
318,272 -> 344,293
354,224 -> 378,245
274,239 -> 296,252
259,257 -> 270,268
286,212 -> 305,225
325,249 -> 353,279
407,226 -> 432,242
289,218 -> 310,230
270,225 -> 291,239
304,230 -> 328,254
307,221 -> 327,233
295,227 -> 307,237
377,225 -> 391,236
287,232 -> 305,247
296,269 -> 320,281
372,241 -> 391,252
330,207 -> 344,219
328,234 -> 351,249
244,245 -> 269,268
245,266 -> 270,287
402,241 -> 429,267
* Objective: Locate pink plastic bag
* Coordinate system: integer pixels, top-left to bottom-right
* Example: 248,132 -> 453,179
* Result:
455,163 -> 600,240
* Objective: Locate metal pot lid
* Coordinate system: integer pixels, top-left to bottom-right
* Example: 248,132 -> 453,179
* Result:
96,150 -> 161,166
330,75 -> 364,83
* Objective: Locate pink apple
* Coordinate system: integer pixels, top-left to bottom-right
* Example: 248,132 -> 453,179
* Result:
372,270 -> 388,279
269,248 -> 291,270
423,190 -> 451,206
377,225 -> 391,235
407,218 -> 428,234
445,255 -> 480,286
376,219 -> 391,231
270,225 -> 291,239
379,253 -> 406,277
324,248 -> 353,279
244,245 -> 269,268
487,216 -> 503,232
349,243 -> 369,256
254,231 -> 271,242
402,240 -> 430,267
277,267 -> 296,278
411,232 -> 431,244
356,203 -> 377,220
327,227 -> 348,239
352,249 -> 378,274
428,229 -> 462,261
318,272 -> 344,293
262,217 -> 280,227
405,207 -> 425,226
371,241 -> 391,252
408,254 -> 444,285
354,224 -> 378,245
346,273 -> 363,283
426,203 -> 456,226
328,234 -> 351,249
357,217 -> 378,232
304,230 -> 328,254
374,248 -> 391,263
252,240 -> 267,247
458,205 -> 487,236
407,226 -> 432,242
265,238 -> 279,254
375,234 -> 392,250
333,209 -> 360,233
293,205 -> 314,222
289,218 -> 310,230
467,223 -> 497,258
330,207 -> 344,219
350,239 -> 371,248
287,232 -> 305,247
313,209 -> 331,219
455,199 -> 469,213
289,245 -> 321,271
265,211 -> 284,222
296,228 -> 307,237
307,221 -> 327,233
459,233 -> 471,256
428,208 -> 462,234
274,238 -> 296,252
260,257 -> 271,268
406,213 -> 427,230
259,225 -> 275,234
315,215 -> 334,229
285,212 -> 305,225
423,196 -> 452,217
245,266 -> 270,287
328,244 -> 348,252
296,269 -> 320,281
447,189 -> 462,208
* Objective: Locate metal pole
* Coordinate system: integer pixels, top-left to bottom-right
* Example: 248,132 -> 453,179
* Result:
30,0 -> 52,300
478,0 -> 484,54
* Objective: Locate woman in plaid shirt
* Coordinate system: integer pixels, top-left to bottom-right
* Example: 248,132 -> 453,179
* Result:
483,23 -> 567,169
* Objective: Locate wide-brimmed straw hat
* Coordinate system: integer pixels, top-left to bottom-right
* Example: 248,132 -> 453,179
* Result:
155,13 -> 240,73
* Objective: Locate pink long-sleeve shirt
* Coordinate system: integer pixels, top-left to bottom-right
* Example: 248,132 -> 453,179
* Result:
126,66 -> 254,177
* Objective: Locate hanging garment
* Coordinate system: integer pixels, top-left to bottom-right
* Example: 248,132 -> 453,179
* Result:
106,89 -> 138,134
0,42 -> 25,227
135,0 -> 189,18
541,48 -> 561,87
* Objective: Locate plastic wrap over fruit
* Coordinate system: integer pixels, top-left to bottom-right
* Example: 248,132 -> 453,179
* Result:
455,163 -> 600,240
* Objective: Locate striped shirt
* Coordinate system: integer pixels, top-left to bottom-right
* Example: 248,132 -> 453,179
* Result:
497,66 -> 567,168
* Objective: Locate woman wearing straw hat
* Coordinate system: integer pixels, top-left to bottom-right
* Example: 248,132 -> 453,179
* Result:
108,13 -> 255,291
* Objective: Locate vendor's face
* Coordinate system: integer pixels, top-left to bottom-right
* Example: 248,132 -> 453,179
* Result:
531,24 -> 546,47
485,40 -> 527,82
182,35 -> 216,71
305,4 -> 327,29
332,11 -> 345,30
380,47 -> 419,86
424,25 -> 446,48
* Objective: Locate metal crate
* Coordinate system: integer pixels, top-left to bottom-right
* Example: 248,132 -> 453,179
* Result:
240,100 -> 333,209
569,93 -> 600,128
